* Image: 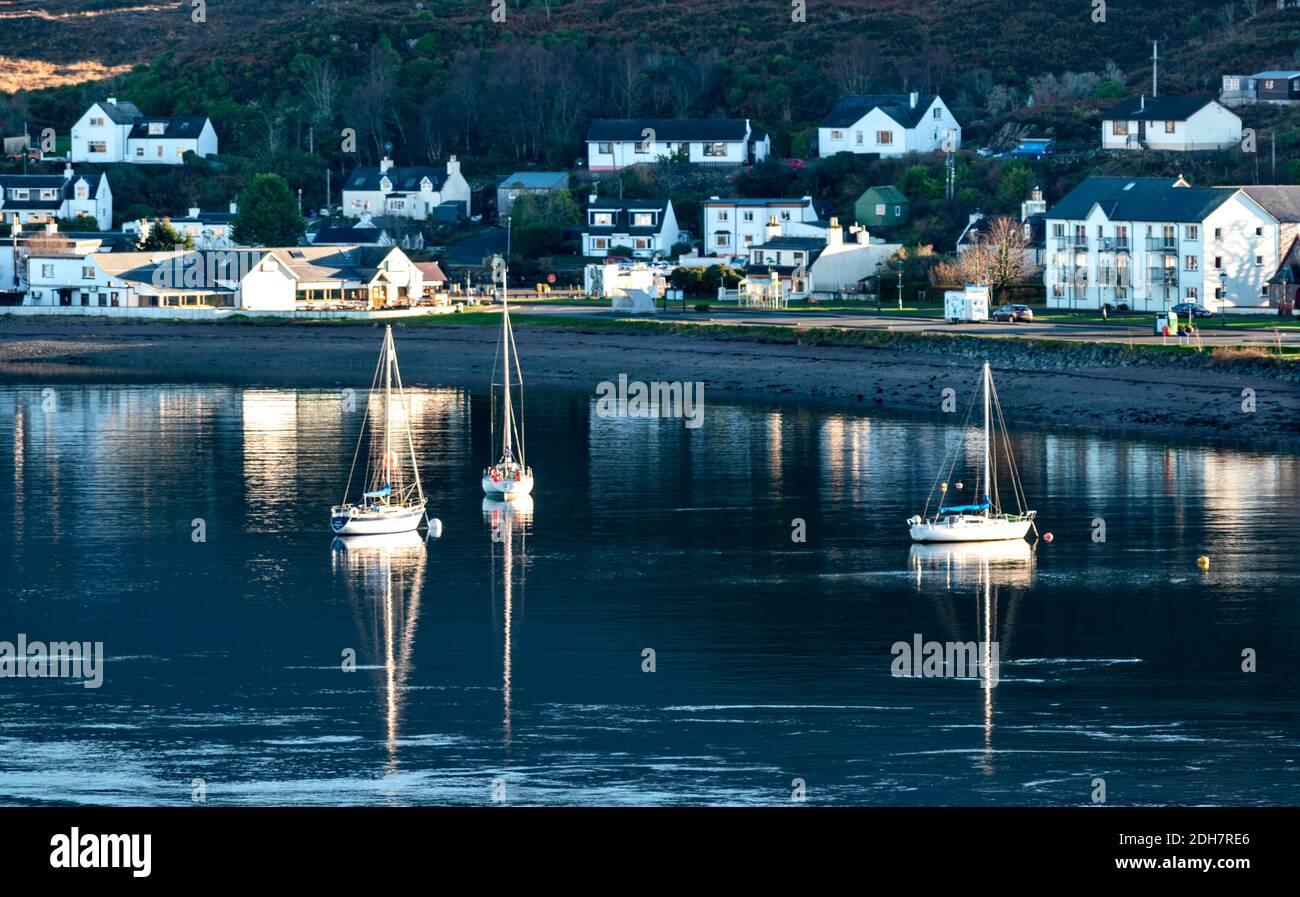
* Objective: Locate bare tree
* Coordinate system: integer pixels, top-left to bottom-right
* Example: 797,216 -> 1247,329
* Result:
1220,3 -> 1238,38
303,59 -> 340,131
826,36 -> 876,95
931,218 -> 1031,300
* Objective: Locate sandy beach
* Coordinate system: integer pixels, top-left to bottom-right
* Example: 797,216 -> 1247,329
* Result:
1,316 -> 1298,450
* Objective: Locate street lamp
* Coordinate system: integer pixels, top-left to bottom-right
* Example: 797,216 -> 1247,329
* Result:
1218,269 -> 1228,329
897,265 -> 904,311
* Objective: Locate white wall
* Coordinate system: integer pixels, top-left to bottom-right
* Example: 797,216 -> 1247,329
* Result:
819,98 -> 960,157
70,104 -> 129,163
703,201 -> 819,255
1102,103 -> 1241,151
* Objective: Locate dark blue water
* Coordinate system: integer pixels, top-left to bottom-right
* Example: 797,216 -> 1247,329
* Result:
0,382 -> 1297,806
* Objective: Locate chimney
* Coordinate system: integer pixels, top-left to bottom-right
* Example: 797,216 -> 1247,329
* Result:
446,155 -> 460,178
1140,95 -> 1145,111
379,156 -> 394,174
229,201 -> 238,214
855,226 -> 869,245
45,222 -> 58,234
909,92 -> 919,109
827,217 -> 843,246
765,213 -> 782,242
106,97 -> 117,107
63,163 -> 73,180
188,207 -> 200,219
589,193 -> 599,204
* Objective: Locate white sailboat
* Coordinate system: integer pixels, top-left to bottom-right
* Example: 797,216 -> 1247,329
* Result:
482,258 -> 534,499
907,361 -> 1036,543
331,325 -> 429,535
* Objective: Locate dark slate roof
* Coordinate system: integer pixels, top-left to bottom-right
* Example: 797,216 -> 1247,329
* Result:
0,171 -> 103,207
128,117 -> 210,139
703,196 -> 814,207
586,119 -> 749,142
1102,95 -> 1219,121
822,94 -> 938,129
313,226 -> 386,244
1240,185 -> 1300,221
344,166 -> 448,193
97,100 -> 144,124
755,236 -> 825,251
1046,177 -> 1236,222
497,172 -> 568,189
584,198 -> 671,235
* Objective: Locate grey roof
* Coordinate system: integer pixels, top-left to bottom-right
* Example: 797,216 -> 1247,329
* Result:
344,166 -> 448,193
1103,95 -> 1220,121
0,170 -> 104,209
754,236 -> 826,251
703,196 -> 814,207
584,198 -> 671,236
128,117 -> 210,139
822,94 -> 938,129
312,226 -> 386,245
497,172 -> 568,189
586,119 -> 749,142
97,100 -> 144,124
1046,177 -> 1236,222
1240,186 -> 1300,221
1252,71 -> 1300,79
857,185 -> 908,203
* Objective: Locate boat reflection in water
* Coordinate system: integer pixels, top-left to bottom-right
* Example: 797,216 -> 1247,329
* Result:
483,496 -> 533,751
330,531 -> 428,789
908,540 -> 1035,776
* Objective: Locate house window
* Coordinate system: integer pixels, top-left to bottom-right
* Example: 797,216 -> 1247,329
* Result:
1112,121 -> 1129,135
780,211 -> 791,221
632,212 -> 654,227
702,142 -> 727,157
1214,228 -> 1222,239
743,235 -> 754,245
830,130 -> 844,140
1256,255 -> 1264,266
591,212 -> 613,226
90,117 -> 105,127
82,266 -> 94,279
1265,80 -> 1275,90
855,131 -> 863,145
156,147 -> 163,158
592,237 -> 609,250
634,140 -> 650,154
1185,256 -> 1198,271
875,204 -> 886,216
76,186 -> 87,200
894,204 -> 902,216
88,141 -> 107,153
40,189 -> 57,200
633,237 -> 650,250
1214,256 -> 1223,269
41,264 -> 54,278
597,142 -> 612,154
1185,225 -> 1198,240
742,211 -> 754,222
177,147 -> 184,158
933,108 -> 941,119
135,146 -> 144,157
876,131 -> 894,145
1165,120 -> 1176,133
1255,227 -> 1263,236
1186,287 -> 1198,300
715,234 -> 730,247
717,210 -> 729,221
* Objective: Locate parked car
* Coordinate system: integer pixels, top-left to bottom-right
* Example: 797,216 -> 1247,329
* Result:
1171,302 -> 1214,319
1009,138 -> 1055,159
604,255 -> 634,265
992,304 -> 1034,322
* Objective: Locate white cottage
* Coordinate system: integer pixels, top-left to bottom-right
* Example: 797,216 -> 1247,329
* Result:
71,98 -> 218,165
341,156 -> 471,222
0,165 -> 112,231
702,196 -> 822,256
818,93 -> 961,157
1101,96 -> 1241,151
585,119 -> 769,172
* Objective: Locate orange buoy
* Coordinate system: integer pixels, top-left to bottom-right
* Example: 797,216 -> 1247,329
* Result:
1042,532 -> 1054,543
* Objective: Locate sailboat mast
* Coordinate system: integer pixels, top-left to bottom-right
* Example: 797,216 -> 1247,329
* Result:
500,266 -> 513,458
384,325 -> 393,491
983,361 -> 991,515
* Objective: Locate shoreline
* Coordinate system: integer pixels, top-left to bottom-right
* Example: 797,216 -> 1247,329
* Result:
2,316 -> 1298,452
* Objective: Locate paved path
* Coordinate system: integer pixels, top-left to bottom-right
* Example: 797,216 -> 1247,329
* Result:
509,304 -> 1300,348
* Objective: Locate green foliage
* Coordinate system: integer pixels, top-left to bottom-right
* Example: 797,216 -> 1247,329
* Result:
233,174 -> 304,246
131,218 -> 195,251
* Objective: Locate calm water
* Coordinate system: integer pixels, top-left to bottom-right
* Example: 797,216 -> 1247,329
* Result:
0,381 -> 1297,806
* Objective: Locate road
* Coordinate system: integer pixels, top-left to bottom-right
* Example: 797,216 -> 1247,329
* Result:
508,304 -> 1300,348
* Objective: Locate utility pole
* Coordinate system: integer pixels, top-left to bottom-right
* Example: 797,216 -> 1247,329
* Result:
1152,40 -> 1159,98
1272,130 -> 1277,182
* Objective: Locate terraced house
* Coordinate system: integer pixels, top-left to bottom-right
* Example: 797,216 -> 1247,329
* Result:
1042,176 -> 1295,313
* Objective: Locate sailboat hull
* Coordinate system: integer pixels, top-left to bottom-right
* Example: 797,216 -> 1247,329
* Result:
331,502 -> 426,535
909,516 -> 1033,543
482,474 -> 534,498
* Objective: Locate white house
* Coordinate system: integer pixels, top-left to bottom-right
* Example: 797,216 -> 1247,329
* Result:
818,93 -> 961,157
71,98 -> 218,165
342,156 -> 471,222
1101,96 -> 1241,151
121,202 -> 239,250
744,216 -> 901,295
23,245 -> 425,312
585,119 -> 769,172
0,165 -> 112,231
1042,176 -> 1280,313
582,197 -> 680,258
702,196 -> 822,256
1220,70 -> 1300,106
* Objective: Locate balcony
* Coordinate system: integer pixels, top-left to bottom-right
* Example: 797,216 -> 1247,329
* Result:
1097,268 -> 1131,287
1148,267 -> 1179,285
1054,235 -> 1088,251
1098,237 -> 1131,253
1146,237 -> 1178,252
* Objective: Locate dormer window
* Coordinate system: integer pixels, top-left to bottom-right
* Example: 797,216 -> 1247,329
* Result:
379,177 -> 392,192
420,178 -> 432,192
632,212 -> 655,228
148,122 -> 166,135
591,212 -> 613,226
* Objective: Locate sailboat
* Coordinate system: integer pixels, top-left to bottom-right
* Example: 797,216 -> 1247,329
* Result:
331,325 -> 429,535
907,361 -> 1036,543
482,259 -> 534,499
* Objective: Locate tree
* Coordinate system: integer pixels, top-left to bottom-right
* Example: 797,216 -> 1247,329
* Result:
232,174 -> 304,246
930,217 -> 1030,300
131,218 -> 194,251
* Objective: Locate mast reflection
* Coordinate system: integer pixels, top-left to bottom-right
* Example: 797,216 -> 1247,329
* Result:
484,496 -> 533,751
909,541 -> 1035,776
